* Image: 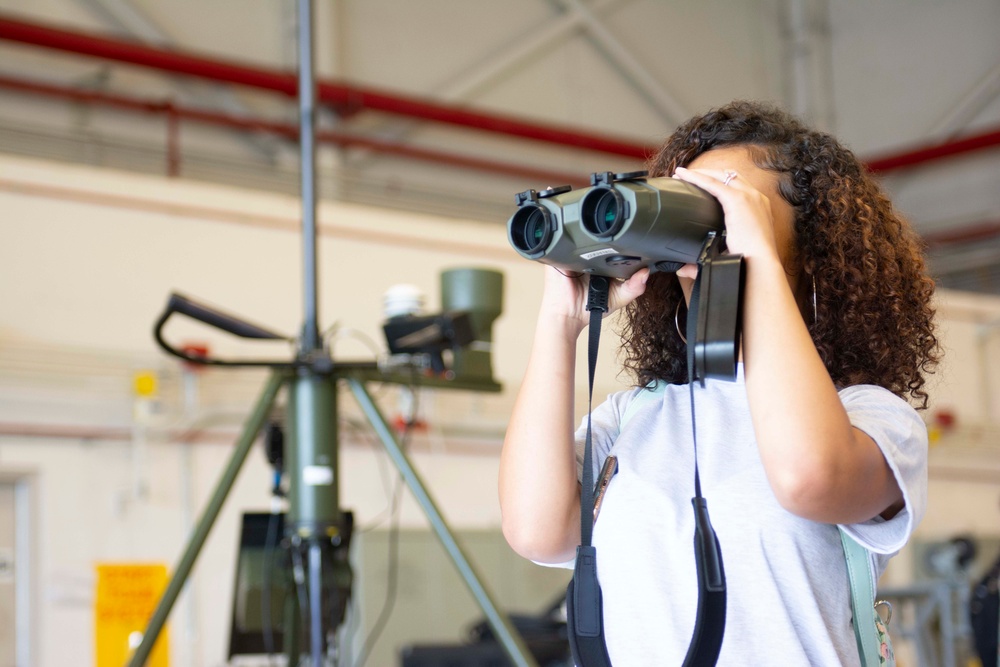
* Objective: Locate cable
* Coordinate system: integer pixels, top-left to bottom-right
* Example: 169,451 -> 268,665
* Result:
352,375 -> 422,534
352,473 -> 403,667
322,518 -> 359,667
338,417 -> 396,533
352,421 -> 413,667
324,323 -> 383,360
290,541 -> 312,654
260,492 -> 282,667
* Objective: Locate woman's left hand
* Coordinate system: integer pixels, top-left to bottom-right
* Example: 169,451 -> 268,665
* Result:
672,165 -> 785,266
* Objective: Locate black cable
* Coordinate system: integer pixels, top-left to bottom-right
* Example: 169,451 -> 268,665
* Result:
340,417 -> 396,533
290,542 -> 312,654
554,266 -> 579,279
358,379 -> 421,533
331,402 -> 411,664
322,536 -> 353,667
260,497 -> 281,667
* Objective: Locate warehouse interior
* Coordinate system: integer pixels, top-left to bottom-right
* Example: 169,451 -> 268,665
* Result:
1,1 -> 999,666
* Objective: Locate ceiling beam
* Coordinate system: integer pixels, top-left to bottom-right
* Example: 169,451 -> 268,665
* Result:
926,59 -> 1000,140
343,0 -> 636,172
0,72 -> 587,186
72,0 -> 281,161
549,0 -> 688,126
782,0 -> 835,131
439,0 -> 625,102
0,13 -> 653,159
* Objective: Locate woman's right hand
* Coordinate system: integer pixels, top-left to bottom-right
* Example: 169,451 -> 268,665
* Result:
538,265 -> 650,335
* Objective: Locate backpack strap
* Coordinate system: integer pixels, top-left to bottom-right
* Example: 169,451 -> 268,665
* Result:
618,381 -> 666,432
840,529 -> 885,666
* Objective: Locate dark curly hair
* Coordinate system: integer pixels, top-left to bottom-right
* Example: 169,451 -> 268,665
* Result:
619,100 -> 940,408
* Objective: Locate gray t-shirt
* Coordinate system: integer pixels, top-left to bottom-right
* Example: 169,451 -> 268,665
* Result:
555,365 -> 927,666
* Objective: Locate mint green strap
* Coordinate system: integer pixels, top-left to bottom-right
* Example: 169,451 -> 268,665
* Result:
840,528 -> 881,666
618,381 -> 665,431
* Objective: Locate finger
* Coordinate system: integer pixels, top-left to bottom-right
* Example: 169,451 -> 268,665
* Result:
623,267 -> 649,293
672,166 -> 743,196
675,166 -> 734,182
611,268 -> 649,310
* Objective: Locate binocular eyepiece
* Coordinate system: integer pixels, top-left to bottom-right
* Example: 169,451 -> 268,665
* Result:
507,171 -> 725,280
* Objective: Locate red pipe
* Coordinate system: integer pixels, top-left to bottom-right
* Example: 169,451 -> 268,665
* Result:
0,13 -> 652,159
866,128 -> 1000,173
0,73 -> 588,186
923,220 -> 1000,247
2,75 -> 998,248
165,101 -> 180,177
1,14 -> 998,176
0,421 -> 236,444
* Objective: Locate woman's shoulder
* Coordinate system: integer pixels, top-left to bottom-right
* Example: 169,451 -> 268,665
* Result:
836,382 -> 922,417
836,382 -> 928,456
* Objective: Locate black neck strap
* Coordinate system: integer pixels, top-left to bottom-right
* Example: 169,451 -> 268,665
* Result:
682,267 -> 727,667
569,268 -> 727,667
565,277 -> 613,667
580,303 -> 604,547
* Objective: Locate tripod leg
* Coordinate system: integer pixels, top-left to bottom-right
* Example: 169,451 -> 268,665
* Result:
308,540 -> 325,667
284,576 -> 301,667
346,378 -> 538,667
128,371 -> 287,667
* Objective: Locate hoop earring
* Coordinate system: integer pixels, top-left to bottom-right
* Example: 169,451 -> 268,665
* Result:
675,299 -> 687,344
811,275 -> 818,324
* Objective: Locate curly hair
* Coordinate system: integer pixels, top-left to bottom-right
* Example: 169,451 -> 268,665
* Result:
619,100 -> 940,408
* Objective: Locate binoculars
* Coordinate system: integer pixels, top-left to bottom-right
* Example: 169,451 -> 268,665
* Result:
507,170 -> 744,383
507,171 -> 725,279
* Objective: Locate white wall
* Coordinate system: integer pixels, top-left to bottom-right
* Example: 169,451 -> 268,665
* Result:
1,154 -> 998,666
0,153 -> 633,667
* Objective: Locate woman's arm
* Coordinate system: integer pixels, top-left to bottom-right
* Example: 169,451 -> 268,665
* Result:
499,266 -> 647,563
740,254 -> 903,523
674,164 -> 903,524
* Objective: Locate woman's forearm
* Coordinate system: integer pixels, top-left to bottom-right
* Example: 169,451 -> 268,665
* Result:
742,256 -> 902,523
499,312 -> 583,563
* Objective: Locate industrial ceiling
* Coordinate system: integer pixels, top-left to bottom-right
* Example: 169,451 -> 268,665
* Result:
0,0 -> 998,294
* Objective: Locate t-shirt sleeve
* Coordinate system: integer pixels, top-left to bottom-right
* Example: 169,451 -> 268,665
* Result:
573,389 -> 638,483
836,384 -> 928,556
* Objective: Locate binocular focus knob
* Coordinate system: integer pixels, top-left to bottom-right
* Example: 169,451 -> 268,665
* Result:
604,255 -> 642,268
654,260 -> 685,273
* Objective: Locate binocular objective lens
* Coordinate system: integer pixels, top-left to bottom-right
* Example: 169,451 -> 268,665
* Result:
528,214 -> 546,244
510,206 -> 552,255
598,198 -> 618,232
582,188 -> 625,239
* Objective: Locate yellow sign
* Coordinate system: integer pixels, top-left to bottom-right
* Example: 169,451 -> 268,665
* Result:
95,563 -> 170,667
133,371 -> 158,398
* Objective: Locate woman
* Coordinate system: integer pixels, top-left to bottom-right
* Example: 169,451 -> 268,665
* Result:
499,100 -> 939,664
